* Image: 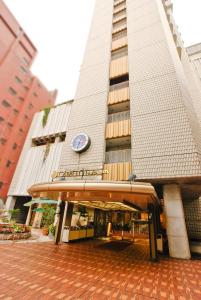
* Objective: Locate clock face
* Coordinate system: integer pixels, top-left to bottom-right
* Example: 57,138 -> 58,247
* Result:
71,133 -> 91,153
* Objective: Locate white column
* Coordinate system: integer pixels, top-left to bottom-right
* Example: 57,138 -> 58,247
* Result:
32,204 -> 43,228
26,205 -> 32,226
5,196 -> 16,210
163,184 -> 191,259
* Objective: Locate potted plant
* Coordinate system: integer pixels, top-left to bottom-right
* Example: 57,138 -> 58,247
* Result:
41,206 -> 56,235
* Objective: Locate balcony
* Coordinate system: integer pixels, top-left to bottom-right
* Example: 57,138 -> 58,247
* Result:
114,0 -> 126,6
108,86 -> 129,105
105,149 -> 131,164
108,110 -> 130,123
113,24 -> 127,35
114,2 -> 126,14
113,10 -> 126,24
110,56 -> 128,79
103,162 -> 132,181
106,119 -> 131,139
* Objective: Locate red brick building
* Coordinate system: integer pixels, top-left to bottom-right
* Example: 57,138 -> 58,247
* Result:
0,1 -> 57,201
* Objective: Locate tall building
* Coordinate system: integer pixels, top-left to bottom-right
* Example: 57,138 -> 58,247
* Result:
0,1 -> 57,201
7,0 -> 201,259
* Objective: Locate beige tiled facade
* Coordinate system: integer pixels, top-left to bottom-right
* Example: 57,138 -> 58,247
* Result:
7,0 -> 201,258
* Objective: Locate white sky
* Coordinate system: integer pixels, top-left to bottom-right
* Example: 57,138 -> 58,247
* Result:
4,0 -> 201,104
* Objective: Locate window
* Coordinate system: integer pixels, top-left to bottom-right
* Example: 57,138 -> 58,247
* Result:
33,92 -> 38,97
6,160 -> 11,168
15,76 -> 22,84
19,128 -> 23,133
20,65 -> 27,73
8,87 -> 17,95
24,86 -> 29,91
13,143 -> 17,150
28,103 -> 33,109
0,138 -> 7,145
7,122 -> 13,127
0,116 -> 4,122
19,97 -> 24,102
0,182 -> 3,189
24,114 -> 28,120
110,74 -> 129,86
13,109 -> 19,115
2,100 -> 11,108
22,57 -> 29,66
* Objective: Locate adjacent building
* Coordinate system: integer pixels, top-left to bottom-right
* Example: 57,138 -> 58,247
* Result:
7,0 -> 201,259
0,0 -> 57,201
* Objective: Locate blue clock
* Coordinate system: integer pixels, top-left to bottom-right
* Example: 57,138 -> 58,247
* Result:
71,133 -> 91,153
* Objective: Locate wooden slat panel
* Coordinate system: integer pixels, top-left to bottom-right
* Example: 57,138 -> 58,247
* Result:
110,56 -> 128,79
113,24 -> 127,35
114,0 -> 126,6
105,119 -> 131,139
108,86 -> 129,105
103,162 -> 132,181
114,3 -> 126,14
112,36 -> 127,51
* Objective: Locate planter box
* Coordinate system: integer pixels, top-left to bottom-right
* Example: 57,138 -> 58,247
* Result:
0,232 -> 31,240
86,228 -> 94,238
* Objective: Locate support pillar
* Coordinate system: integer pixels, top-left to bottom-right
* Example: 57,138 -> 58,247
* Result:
32,204 -> 43,228
55,199 -> 65,245
26,205 -> 32,226
5,196 -> 16,210
148,203 -> 158,262
163,184 -> 191,259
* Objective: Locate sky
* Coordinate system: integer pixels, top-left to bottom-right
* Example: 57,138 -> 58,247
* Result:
4,0 -> 201,104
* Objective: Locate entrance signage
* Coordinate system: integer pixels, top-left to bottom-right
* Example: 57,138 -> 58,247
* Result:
51,169 -> 109,180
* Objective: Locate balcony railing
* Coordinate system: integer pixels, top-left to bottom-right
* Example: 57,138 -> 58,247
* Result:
103,162 -> 132,181
106,119 -> 131,139
105,149 -> 131,164
110,56 -> 128,79
108,86 -> 129,105
108,110 -> 130,123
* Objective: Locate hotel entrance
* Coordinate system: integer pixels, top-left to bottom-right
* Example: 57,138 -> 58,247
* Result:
28,181 -> 160,261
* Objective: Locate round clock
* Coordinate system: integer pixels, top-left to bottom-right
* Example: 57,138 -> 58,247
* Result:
71,133 -> 91,153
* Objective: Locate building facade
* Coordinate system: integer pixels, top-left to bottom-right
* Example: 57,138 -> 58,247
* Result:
7,0 -> 201,259
0,1 -> 57,201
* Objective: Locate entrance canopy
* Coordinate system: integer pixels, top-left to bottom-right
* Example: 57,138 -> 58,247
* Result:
28,181 -> 158,211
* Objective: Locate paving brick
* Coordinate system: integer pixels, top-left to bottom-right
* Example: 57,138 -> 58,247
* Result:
0,241 -> 200,299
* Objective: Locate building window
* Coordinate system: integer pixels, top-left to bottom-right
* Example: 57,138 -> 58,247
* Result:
28,103 -> 33,109
19,97 -> 24,102
19,128 -> 23,133
13,143 -> 17,150
20,66 -> 27,73
24,86 -> 29,91
0,138 -> 7,145
6,160 -> 11,168
15,76 -> 22,84
8,87 -> 17,95
0,116 -> 4,122
7,122 -> 13,128
33,92 -> 38,97
0,182 -> 3,189
13,109 -> 19,115
2,100 -> 11,108
24,114 -> 28,120
22,57 -> 29,66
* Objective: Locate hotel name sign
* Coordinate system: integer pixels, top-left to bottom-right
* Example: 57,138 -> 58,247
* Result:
51,169 -> 109,180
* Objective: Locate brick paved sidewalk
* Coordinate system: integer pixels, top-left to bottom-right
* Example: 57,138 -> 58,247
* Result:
0,240 -> 200,300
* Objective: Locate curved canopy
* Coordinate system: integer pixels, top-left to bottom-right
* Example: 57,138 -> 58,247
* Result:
28,180 -> 158,211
